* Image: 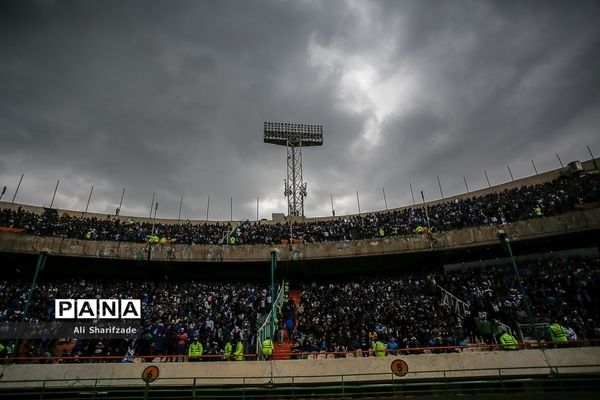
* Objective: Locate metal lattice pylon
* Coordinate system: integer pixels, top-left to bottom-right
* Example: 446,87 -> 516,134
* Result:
264,122 -> 323,217
285,142 -> 308,216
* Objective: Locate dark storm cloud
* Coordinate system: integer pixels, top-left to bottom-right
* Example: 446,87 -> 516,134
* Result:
347,0 -> 600,207
1,0 -> 599,219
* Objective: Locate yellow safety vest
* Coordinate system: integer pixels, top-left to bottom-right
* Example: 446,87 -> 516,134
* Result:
550,323 -> 567,343
373,341 -> 386,357
262,339 -> 273,356
223,342 -> 233,359
188,342 -> 203,358
234,341 -> 244,361
500,333 -> 517,350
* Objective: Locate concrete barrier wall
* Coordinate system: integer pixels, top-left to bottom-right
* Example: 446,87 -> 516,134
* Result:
0,208 -> 599,262
0,348 -> 599,388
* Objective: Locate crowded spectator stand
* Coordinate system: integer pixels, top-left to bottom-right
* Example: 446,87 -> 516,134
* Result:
1,173 -> 598,246
0,254 -> 598,363
1,171 -> 599,363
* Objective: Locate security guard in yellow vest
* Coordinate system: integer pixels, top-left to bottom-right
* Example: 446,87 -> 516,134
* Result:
415,225 -> 424,234
373,340 -> 386,357
378,227 -> 385,237
234,340 -> 244,361
549,321 -> 568,345
223,341 -> 233,360
159,237 -> 167,245
188,338 -> 203,361
499,332 -> 518,350
261,336 -> 273,360
534,207 -> 542,217
229,235 -> 236,245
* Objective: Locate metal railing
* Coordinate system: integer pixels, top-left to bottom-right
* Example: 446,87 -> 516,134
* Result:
4,339 -> 598,365
1,364 -> 599,399
517,322 -> 551,341
255,281 -> 285,358
438,284 -> 514,341
438,284 -> 469,318
220,219 -> 250,244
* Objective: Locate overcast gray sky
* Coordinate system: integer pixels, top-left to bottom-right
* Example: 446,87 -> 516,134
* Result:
1,0 -> 599,220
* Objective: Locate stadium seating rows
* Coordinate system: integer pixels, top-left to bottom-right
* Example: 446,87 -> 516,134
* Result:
0,255 -> 598,361
1,173 -> 599,245
297,256 -> 599,353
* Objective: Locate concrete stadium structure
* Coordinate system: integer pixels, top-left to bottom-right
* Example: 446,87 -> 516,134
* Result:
0,159 -> 599,265
1,347 -> 598,386
1,158 -> 600,398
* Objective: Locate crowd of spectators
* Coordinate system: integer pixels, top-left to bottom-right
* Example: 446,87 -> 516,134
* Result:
1,173 -> 598,245
436,256 -> 600,342
292,256 -> 600,354
0,279 -> 270,361
1,255 -> 599,362
295,270 -> 460,354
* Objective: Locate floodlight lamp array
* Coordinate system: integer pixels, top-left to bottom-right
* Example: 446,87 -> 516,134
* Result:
263,122 -> 323,146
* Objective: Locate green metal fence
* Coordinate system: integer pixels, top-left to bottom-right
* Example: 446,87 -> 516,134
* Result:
255,281 -> 285,359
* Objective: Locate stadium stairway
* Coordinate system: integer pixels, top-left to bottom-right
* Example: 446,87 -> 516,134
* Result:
271,290 -> 302,360
272,341 -> 292,360
288,289 -> 302,306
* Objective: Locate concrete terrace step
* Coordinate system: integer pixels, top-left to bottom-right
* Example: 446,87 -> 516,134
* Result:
272,342 -> 292,360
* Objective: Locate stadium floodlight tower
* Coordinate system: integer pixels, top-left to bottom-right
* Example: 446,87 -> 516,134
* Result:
264,122 -> 323,217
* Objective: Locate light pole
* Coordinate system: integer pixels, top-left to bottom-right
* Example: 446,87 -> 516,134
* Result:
14,251 -> 47,360
49,180 -> 60,209
116,188 -> 125,216
269,250 -> 277,342
420,191 -> 431,232
84,185 -> 94,215
147,202 -> 158,260
498,230 -> 536,337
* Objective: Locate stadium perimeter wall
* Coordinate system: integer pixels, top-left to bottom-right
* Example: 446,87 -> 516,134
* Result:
0,208 -> 599,262
0,348 -> 599,388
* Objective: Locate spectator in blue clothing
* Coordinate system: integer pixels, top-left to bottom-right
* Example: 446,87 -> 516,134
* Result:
153,324 -> 167,355
387,337 -> 399,354
285,317 -> 295,341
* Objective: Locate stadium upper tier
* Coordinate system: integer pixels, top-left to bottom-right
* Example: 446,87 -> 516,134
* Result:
1,170 -> 599,239
1,161 -> 599,262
